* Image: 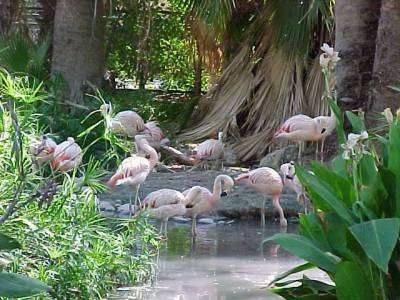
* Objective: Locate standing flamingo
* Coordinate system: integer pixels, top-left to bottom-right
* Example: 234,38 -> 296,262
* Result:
136,187 -> 203,235
51,137 -> 83,172
100,103 -> 145,137
234,167 -> 286,227
29,135 -> 57,167
312,115 -> 336,162
107,135 -> 158,215
183,174 -> 234,236
280,162 -> 309,213
274,113 -> 335,161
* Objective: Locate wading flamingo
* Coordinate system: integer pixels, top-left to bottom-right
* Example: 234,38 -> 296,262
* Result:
29,135 -> 57,167
100,103 -> 145,137
234,167 -> 286,228
183,174 -> 234,236
51,137 -> 82,172
107,135 -> 158,215
280,162 -> 309,213
136,187 -> 203,235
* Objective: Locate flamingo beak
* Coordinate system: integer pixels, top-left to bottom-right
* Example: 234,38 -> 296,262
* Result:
220,191 -> 228,197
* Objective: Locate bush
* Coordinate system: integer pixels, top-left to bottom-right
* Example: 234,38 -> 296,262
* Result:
0,68 -> 161,298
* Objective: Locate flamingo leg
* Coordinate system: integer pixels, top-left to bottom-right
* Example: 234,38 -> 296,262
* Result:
134,184 -> 141,209
129,193 -> 133,217
297,142 -> 302,161
164,219 -> 168,236
261,198 -> 266,228
191,216 -> 197,236
315,141 -> 319,161
272,195 -> 287,227
320,139 -> 325,162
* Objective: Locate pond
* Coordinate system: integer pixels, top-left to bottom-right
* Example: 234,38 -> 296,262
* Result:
110,220 -> 330,299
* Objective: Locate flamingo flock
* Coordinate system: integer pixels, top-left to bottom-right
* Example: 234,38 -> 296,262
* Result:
29,43 -> 338,238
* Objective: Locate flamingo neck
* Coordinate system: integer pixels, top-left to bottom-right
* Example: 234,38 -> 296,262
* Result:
212,175 -> 224,199
185,187 -> 202,204
139,141 -> 158,168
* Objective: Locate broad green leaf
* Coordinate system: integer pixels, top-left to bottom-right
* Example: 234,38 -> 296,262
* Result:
300,213 -> 331,251
331,155 -> 349,179
0,232 -> 21,250
311,162 -> 356,206
0,273 -> 50,297
329,100 -> 346,145
323,213 -> 351,259
378,166 -> 397,217
358,155 -> 387,218
387,121 -> 400,217
349,218 -> 400,273
296,165 -> 355,224
345,111 -> 365,133
335,261 -> 374,300
265,233 -> 339,272
268,262 -> 315,287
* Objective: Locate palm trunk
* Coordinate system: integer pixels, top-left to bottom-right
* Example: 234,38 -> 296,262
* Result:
193,39 -> 203,98
370,0 -> 400,115
136,1 -> 152,90
0,0 -> 11,34
51,0 -> 105,104
335,0 -> 381,111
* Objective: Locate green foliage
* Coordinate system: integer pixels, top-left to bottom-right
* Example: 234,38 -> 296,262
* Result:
106,0 -> 198,90
0,233 -> 50,298
0,30 -> 50,80
0,68 -> 161,298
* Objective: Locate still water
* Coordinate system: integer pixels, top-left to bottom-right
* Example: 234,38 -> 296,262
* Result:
111,220 -> 329,300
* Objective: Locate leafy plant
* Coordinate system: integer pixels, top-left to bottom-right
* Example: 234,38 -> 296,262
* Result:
265,53 -> 400,299
0,233 -> 50,298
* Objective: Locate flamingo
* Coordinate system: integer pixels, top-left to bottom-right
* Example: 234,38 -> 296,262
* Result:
136,187 -> 203,235
183,174 -> 234,236
234,167 -> 286,228
141,121 -> 170,150
107,135 -> 158,215
51,137 -> 83,172
280,162 -> 309,213
100,103 -> 145,138
191,132 -> 224,169
312,115 -> 336,162
274,114 -> 335,162
29,135 -> 57,167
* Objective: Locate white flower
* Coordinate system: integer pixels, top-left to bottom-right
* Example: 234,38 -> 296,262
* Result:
381,108 -> 393,124
319,43 -> 340,69
341,131 -> 369,160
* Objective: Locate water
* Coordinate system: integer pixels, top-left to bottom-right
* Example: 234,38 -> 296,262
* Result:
111,220 -> 330,299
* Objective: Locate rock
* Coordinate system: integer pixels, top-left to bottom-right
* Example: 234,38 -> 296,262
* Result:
197,218 -> 214,224
259,145 -> 298,170
99,200 -> 115,212
117,203 -> 135,215
171,216 -> 191,223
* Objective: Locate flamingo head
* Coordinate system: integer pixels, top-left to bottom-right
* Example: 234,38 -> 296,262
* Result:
100,103 -> 112,117
280,161 -> 296,181
221,176 -> 234,196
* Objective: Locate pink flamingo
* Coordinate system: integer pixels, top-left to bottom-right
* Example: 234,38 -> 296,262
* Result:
191,132 -> 224,169
107,135 -> 158,215
141,121 -> 170,149
280,162 -> 309,213
183,174 -> 234,236
234,167 -> 286,228
51,137 -> 83,172
100,103 -> 145,138
274,114 -> 335,161
29,135 -> 57,167
137,187 -> 203,234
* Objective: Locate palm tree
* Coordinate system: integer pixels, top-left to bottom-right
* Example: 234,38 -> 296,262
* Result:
51,0 -> 105,104
181,0 -> 334,162
334,0 -> 381,111
370,0 -> 400,116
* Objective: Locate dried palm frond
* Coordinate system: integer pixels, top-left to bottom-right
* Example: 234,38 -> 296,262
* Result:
180,0 -> 333,162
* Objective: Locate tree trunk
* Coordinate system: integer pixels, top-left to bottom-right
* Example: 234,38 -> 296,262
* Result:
51,0 -> 105,104
335,0 -> 381,111
370,0 -> 400,115
0,0 -> 11,34
136,1 -> 152,90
